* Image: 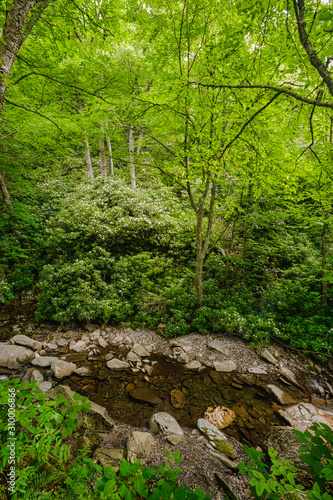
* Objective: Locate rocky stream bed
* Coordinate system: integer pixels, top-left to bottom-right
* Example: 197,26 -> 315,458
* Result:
1,305 -> 333,499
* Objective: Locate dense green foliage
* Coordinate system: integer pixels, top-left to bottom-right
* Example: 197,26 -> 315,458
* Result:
0,379 -> 209,500
239,422 -> 333,500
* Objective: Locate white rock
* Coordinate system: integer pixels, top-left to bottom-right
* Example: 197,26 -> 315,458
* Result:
259,348 -> 278,365
106,359 -> 130,371
37,381 -> 53,393
90,330 -> 101,341
279,403 -> 333,432
56,338 -> 68,348
127,431 -> 155,464
133,345 -> 150,357
214,360 -> 237,372
46,342 -> 58,350
105,352 -> 114,361
279,365 -> 302,388
127,351 -> 141,362
11,334 -> 42,351
81,335 -> 90,344
178,353 -> 190,364
74,366 -> 91,376
150,412 -> 184,444
184,361 -> 201,370
98,337 -> 108,349
72,340 -> 87,353
31,369 -> 44,382
267,384 -> 296,405
51,359 -> 76,378
248,367 -> 267,375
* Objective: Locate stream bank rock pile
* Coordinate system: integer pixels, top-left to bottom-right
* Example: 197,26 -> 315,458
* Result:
1,328 -> 333,499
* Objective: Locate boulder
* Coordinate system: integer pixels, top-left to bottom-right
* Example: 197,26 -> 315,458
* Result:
262,426 -> 313,488
127,351 -> 141,362
197,418 -> 236,459
106,359 -> 130,370
214,360 -> 237,372
105,352 -> 114,361
56,338 -> 68,348
203,406 -> 236,429
279,403 -> 333,432
129,388 -> 162,405
266,385 -> 296,405
74,366 -> 91,376
11,334 -> 42,351
171,389 -> 187,409
207,339 -> 230,356
0,343 -> 34,369
132,345 -> 150,357
51,359 -> 76,378
93,448 -> 124,471
71,341 -> 87,353
37,381 -> 53,393
178,353 -> 190,364
31,369 -> 44,383
150,412 -> 184,445
127,431 -> 155,464
31,356 -> 58,367
48,385 -> 115,431
98,337 -> 108,349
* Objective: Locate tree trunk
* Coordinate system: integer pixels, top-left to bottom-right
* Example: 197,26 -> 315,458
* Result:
129,124 -> 136,189
84,135 -> 94,180
0,0 -> 45,115
99,137 -> 107,177
241,183 -> 252,261
136,128 -> 144,155
106,136 -> 114,175
0,172 -> 13,209
322,210 -> 329,305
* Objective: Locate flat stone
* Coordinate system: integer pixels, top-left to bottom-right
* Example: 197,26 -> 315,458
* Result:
51,359 -> 76,378
259,348 -> 278,365
248,367 -> 267,375
105,352 -> 114,361
48,385 -> 115,431
127,431 -> 155,464
279,403 -> 333,432
11,334 -> 42,350
208,339 -> 230,356
74,366 -> 91,376
197,418 -> 236,459
132,345 -> 150,357
0,343 -> 34,369
31,356 -> 59,367
98,337 -> 108,349
129,388 -> 162,405
127,351 -> 141,362
46,342 -> 58,350
279,365 -> 302,389
267,385 -> 296,405
184,361 -> 201,370
150,412 -> 184,445
214,360 -> 237,372
31,369 -> 44,383
93,448 -> 124,471
107,359 -> 130,371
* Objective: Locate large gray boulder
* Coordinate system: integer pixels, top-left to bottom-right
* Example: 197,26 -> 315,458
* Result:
11,334 -> 42,351
0,343 -> 34,369
127,431 -> 155,464
48,385 -> 115,432
197,418 -> 236,459
150,412 -> 184,445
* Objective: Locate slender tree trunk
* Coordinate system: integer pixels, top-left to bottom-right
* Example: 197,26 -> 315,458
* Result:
106,136 -> 114,175
99,137 -> 107,177
136,128 -> 144,155
241,183 -> 252,261
0,172 -> 13,209
129,124 -> 136,189
322,211 -> 329,305
84,135 -> 94,180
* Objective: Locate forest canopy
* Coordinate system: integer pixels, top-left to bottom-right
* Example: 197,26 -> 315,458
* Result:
1,0 -> 333,356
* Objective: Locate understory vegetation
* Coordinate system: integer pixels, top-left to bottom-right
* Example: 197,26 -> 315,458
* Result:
1,380 -> 333,500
